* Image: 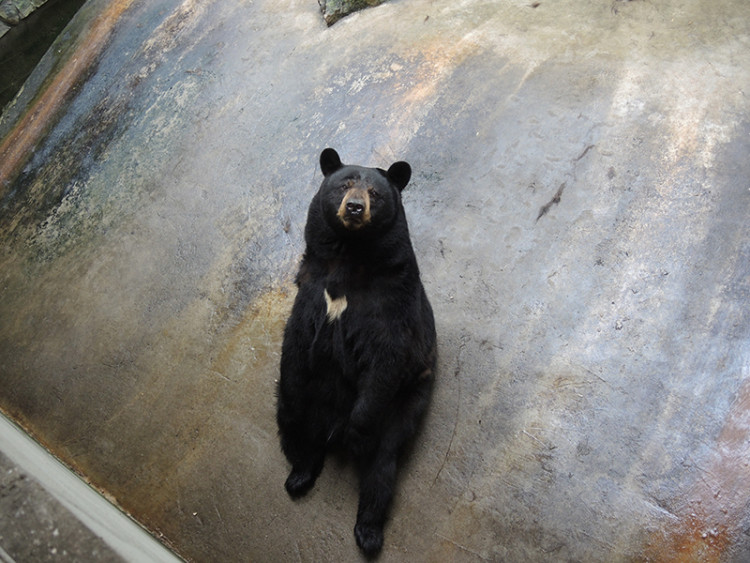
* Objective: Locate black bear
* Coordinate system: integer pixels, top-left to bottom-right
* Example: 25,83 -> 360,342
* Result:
277,148 -> 436,556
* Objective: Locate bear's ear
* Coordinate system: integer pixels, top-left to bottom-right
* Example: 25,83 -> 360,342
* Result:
387,161 -> 411,191
320,148 -> 343,176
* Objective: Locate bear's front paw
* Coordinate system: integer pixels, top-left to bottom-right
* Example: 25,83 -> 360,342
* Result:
354,522 -> 384,557
284,469 -> 316,498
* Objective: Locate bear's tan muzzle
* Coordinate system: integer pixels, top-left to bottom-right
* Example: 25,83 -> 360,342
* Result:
337,187 -> 371,229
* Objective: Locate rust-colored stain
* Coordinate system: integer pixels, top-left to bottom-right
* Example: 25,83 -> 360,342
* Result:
0,0 -> 134,194
208,286 -> 292,382
643,377 -> 750,561
98,286 -> 292,524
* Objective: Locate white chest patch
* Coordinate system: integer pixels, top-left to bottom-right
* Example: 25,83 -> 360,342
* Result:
324,289 -> 348,323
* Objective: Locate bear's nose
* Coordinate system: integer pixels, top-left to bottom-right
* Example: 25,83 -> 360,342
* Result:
346,201 -> 364,216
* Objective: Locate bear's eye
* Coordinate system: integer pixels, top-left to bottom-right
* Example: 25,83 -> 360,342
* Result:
367,187 -> 380,200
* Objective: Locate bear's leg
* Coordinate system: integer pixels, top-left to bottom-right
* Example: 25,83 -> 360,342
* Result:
354,445 -> 397,556
278,420 -> 326,497
277,385 -> 326,498
353,378 -> 433,555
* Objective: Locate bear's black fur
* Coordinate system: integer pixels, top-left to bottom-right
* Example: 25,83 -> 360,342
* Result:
277,148 -> 436,556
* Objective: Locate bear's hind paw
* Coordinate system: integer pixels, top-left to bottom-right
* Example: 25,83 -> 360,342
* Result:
284,470 -> 317,498
354,522 -> 384,557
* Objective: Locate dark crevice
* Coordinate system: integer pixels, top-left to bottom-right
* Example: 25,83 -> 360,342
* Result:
0,0 -> 87,112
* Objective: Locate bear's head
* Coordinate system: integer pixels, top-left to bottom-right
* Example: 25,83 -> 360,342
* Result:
317,148 -> 411,235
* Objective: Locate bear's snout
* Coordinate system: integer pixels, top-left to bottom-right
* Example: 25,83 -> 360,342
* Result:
346,200 -> 365,216
337,188 -> 371,228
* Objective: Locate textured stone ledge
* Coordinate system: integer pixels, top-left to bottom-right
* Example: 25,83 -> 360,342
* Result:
318,0 -> 387,26
0,0 -> 49,26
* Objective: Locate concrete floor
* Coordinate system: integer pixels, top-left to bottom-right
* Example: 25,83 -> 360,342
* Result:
1,0 -> 749,561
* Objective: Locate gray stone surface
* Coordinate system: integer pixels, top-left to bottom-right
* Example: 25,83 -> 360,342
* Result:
1,0 -> 750,561
0,413 -> 183,562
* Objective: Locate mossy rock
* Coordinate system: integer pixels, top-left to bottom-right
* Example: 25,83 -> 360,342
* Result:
318,0 -> 388,26
0,0 -> 49,26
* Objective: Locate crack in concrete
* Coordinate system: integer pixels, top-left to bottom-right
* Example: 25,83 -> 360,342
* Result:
536,182 -> 566,221
536,144 -> 595,221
